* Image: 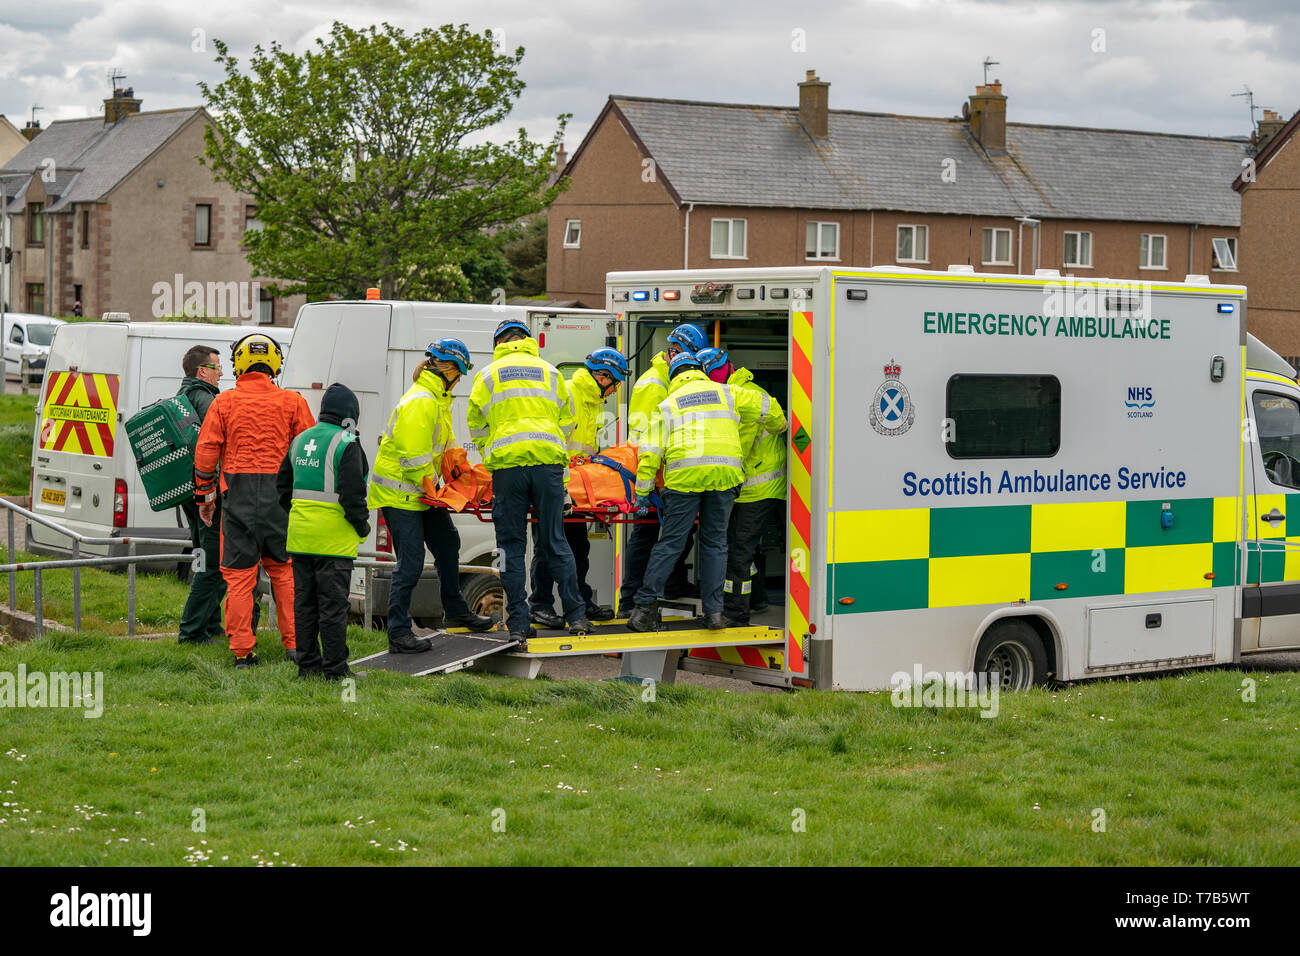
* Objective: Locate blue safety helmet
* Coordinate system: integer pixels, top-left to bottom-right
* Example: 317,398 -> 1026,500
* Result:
669,351 -> 703,379
493,318 -> 531,343
666,323 -> 708,353
696,347 -> 728,374
585,347 -> 629,383
426,338 -> 472,375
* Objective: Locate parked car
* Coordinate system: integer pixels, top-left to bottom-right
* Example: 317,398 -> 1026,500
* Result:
2,313 -> 65,380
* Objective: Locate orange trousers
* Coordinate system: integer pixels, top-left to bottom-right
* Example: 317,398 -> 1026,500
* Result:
221,558 -> 296,656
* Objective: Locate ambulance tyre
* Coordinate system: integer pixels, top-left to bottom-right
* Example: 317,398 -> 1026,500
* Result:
974,620 -> 1048,692
460,572 -> 505,625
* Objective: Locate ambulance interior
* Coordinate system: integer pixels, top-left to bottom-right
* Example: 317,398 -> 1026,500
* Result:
625,310 -> 790,622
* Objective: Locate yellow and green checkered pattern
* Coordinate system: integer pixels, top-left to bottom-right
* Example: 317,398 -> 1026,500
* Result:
830,496 -> 1243,614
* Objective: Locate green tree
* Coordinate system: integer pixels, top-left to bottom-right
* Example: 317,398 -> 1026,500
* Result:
198,22 -> 569,300
502,216 -> 548,298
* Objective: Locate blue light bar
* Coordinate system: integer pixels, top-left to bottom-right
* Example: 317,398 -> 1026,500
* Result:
631,290 -> 650,301
1217,303 -> 1235,313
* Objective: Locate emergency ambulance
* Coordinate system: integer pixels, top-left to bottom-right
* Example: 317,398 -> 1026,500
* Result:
27,320 -> 291,569
582,265 -> 1300,692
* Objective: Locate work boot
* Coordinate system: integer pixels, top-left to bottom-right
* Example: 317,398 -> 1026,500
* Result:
324,666 -> 357,682
447,611 -> 494,632
568,618 -> 594,636
530,607 -> 565,629
704,612 -> 727,630
585,604 -> 615,621
179,635 -> 216,646
722,615 -> 749,629
388,633 -> 433,654
626,605 -> 660,633
234,651 -> 260,669
507,626 -> 537,650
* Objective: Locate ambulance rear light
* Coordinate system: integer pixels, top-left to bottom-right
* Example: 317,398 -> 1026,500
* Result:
662,290 -> 680,301
112,478 -> 127,529
846,288 -> 868,301
631,290 -> 650,302
770,288 -> 789,299
736,289 -> 755,300
1217,303 -> 1235,314
611,291 -> 630,303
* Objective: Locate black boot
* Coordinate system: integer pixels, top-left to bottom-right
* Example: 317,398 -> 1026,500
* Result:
585,604 -> 615,621
626,605 -> 660,632
568,618 -> 594,635
447,612 -> 493,632
388,633 -> 433,654
705,612 -> 727,630
530,607 -> 565,629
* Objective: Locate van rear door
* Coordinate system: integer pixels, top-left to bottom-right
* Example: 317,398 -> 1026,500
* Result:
29,324 -> 130,551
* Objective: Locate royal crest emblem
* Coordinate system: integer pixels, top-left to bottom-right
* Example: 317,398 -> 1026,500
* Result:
869,361 -> 914,436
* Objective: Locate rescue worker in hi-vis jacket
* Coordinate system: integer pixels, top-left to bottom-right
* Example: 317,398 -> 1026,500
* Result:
697,347 -> 788,626
626,350 -> 783,632
194,333 -> 314,669
277,383 -> 370,680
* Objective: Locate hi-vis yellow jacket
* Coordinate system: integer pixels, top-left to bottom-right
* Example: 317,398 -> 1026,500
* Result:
627,351 -> 670,445
729,367 -> 788,503
467,338 -> 574,471
634,369 -> 781,495
567,367 -> 606,459
368,370 -> 457,511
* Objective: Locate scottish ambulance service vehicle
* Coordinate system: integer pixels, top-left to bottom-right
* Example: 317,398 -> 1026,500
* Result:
280,299 -> 622,624
28,320 -> 291,568
597,265 -> 1300,691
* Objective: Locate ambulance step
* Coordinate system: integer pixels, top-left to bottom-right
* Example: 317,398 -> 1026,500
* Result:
352,633 -> 521,676
514,619 -> 784,658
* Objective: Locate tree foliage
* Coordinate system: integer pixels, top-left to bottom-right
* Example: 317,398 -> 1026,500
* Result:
198,22 -> 569,300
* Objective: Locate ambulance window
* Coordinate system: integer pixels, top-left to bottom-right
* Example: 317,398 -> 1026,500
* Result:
945,374 -> 1060,459
1253,392 -> 1300,490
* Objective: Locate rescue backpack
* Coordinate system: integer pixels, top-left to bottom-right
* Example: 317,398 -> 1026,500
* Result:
125,394 -> 201,512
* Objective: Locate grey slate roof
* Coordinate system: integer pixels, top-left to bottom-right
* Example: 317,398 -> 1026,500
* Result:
609,96 -> 1247,226
0,109 -> 201,212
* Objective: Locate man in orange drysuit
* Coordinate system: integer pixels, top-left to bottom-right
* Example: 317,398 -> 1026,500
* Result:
194,333 -> 315,668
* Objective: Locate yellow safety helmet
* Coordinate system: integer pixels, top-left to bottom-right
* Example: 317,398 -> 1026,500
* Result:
231,333 -> 283,378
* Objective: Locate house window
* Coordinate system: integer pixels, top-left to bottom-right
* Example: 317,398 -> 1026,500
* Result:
563,219 -> 581,249
805,221 -> 839,260
27,203 -> 44,244
1063,231 -> 1092,268
258,290 -> 274,325
710,219 -> 747,259
946,374 -> 1062,459
244,206 -> 262,235
982,227 -> 1012,266
1140,233 -> 1166,270
194,204 -> 212,246
80,210 -> 90,249
26,283 -> 45,314
1212,237 -> 1238,272
897,224 -> 928,263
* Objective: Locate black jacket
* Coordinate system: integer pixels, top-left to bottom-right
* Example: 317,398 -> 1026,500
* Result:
276,384 -> 371,539
177,376 -> 219,422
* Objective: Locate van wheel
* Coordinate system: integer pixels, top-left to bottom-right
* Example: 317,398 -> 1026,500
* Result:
974,620 -> 1048,692
461,572 -> 504,625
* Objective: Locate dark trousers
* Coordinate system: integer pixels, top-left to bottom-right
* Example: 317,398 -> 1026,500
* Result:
530,519 -> 594,612
724,497 -> 780,623
618,497 -> 695,610
492,464 -> 583,634
292,554 -> 353,677
636,487 -> 738,614
178,503 -> 226,641
382,505 -> 472,640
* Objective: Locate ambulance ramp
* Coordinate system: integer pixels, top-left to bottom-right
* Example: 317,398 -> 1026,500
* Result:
352,633 -> 521,676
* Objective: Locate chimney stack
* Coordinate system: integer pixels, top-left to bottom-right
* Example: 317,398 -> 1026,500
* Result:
555,143 -> 567,171
799,70 -> 830,140
967,80 -> 1007,152
104,86 -> 142,125
21,120 -> 40,141
1256,109 -> 1287,152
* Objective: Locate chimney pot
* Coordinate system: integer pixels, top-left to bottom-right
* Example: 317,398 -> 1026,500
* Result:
798,70 -> 830,140
20,121 -> 40,141
1257,108 -> 1288,152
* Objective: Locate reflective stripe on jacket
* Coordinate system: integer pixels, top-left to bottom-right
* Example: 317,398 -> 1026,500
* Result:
287,422 -> 366,557
627,351 -> 669,445
634,369 -> 781,494
367,370 -> 456,511
567,367 -> 606,459
466,338 -> 573,471
729,367 -> 788,503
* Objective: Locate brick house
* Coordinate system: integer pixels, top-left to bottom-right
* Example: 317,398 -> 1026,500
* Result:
549,73 -> 1248,307
0,88 -> 303,325
1235,108 -> 1300,362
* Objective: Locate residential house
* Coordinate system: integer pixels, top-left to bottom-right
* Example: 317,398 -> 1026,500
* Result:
0,115 -> 27,166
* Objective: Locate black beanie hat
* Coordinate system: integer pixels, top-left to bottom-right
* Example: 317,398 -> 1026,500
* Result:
320,382 -> 360,425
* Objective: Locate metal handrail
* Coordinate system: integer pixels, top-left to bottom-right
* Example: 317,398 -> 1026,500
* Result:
1,497 -> 194,637
351,557 -> 500,633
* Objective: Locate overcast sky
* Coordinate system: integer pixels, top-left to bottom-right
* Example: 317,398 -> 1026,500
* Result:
1,0 -> 1297,150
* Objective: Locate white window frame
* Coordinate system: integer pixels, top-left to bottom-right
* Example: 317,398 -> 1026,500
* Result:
710,218 -> 747,259
1212,236 -> 1238,272
805,221 -> 840,260
1063,230 -> 1093,268
1140,233 -> 1167,270
897,224 -> 929,264
562,219 -> 581,249
981,227 -> 1013,266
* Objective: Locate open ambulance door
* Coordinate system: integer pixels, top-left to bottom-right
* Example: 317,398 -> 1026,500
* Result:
1244,379 -> 1300,649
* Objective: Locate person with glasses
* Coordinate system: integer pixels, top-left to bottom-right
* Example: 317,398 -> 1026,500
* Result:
177,345 -> 226,645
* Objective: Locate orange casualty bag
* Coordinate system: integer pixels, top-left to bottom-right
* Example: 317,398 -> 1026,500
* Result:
422,447 -> 493,511
568,444 -> 640,512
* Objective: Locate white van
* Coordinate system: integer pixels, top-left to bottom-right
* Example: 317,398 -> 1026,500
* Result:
3,313 -> 65,380
27,321 -> 291,568
280,299 -> 620,625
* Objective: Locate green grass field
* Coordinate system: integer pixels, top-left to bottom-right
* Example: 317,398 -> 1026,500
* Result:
1,622 -> 1297,866
0,394 -> 36,496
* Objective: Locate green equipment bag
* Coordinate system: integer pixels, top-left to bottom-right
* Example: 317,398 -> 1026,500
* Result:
125,394 -> 202,512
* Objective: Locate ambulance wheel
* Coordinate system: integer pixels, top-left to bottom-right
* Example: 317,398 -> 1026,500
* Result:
974,621 -> 1047,692
461,572 -> 505,625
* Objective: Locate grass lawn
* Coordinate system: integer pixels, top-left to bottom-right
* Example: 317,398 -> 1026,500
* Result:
1,623 -> 1297,866
0,394 -> 36,497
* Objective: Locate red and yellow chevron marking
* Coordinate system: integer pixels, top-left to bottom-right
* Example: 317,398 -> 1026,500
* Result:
689,645 -> 786,669
39,372 -> 120,458
786,309 -> 813,674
